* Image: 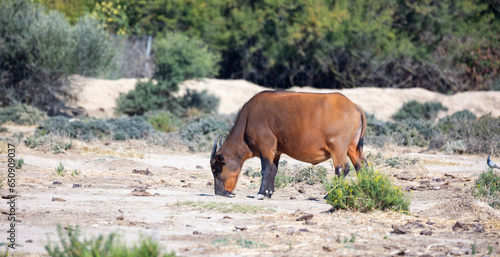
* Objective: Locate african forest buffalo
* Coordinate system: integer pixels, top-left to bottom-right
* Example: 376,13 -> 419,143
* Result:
210,91 -> 367,199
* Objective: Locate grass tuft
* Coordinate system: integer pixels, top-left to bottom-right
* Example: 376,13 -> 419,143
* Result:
323,165 -> 410,213
45,225 -> 175,257
174,201 -> 275,214
472,168 -> 500,209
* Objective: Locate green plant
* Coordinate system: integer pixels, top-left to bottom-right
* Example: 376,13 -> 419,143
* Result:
0,0 -> 115,110
55,162 -> 65,176
116,32 -> 220,116
179,115 -> 231,152
181,89 -> 220,114
211,236 -> 266,249
147,111 -> 181,133
392,101 -> 448,121
323,165 -> 410,213
45,225 -> 176,257
15,158 -> 24,169
0,104 -> 47,126
471,242 -> 476,255
472,168 -> 500,209
38,116 -> 154,141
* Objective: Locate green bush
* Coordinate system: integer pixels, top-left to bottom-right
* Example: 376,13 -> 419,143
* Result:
45,225 -> 176,257
392,101 -> 448,121
0,0 -> 115,110
0,104 -> 47,126
116,32 -> 220,116
434,114 -> 500,154
181,89 -> 220,114
472,168 -> 500,209
147,111 -> 181,133
323,165 -> 410,213
37,116 -> 154,141
179,115 -> 231,152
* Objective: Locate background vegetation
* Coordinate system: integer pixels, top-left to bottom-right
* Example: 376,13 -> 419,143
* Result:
33,0 -> 500,93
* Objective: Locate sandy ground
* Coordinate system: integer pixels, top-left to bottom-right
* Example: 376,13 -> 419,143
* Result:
1,77 -> 500,256
1,141 -> 500,256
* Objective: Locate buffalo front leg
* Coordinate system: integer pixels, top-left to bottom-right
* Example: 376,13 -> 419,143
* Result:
256,155 -> 280,200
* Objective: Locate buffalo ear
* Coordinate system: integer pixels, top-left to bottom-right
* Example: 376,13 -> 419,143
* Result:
215,154 -> 226,165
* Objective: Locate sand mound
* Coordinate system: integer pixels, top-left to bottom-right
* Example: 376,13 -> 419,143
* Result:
69,76 -> 500,121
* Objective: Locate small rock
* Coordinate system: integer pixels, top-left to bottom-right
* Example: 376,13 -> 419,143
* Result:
132,168 -> 152,176
419,180 -> 430,185
298,188 -> 305,194
182,183 -> 192,188
286,229 -> 295,235
296,214 -> 314,221
180,179 -> 186,183
26,239 -> 33,243
426,220 -> 435,226
452,221 -> 468,231
235,226 -> 247,231
299,228 -> 310,232
116,216 -> 124,221
290,196 -> 296,200
305,220 -> 317,225
196,165 -> 203,169
420,230 -> 432,236
223,215 -> 232,219
473,223 -> 485,233
131,187 -> 152,196
51,197 -> 66,202
323,246 -> 333,252
396,173 -> 416,181
193,230 -> 202,234
206,182 -> 213,186
72,184 -> 82,188
53,181 -> 62,185
391,224 -> 410,234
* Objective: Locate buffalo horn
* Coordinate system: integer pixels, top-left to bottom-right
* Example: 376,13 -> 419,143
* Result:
211,133 -> 219,159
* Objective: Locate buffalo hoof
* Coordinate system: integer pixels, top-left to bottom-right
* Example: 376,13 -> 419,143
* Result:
256,194 -> 265,200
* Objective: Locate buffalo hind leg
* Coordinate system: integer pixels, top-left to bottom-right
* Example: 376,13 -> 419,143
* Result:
256,154 -> 280,200
347,142 -> 367,172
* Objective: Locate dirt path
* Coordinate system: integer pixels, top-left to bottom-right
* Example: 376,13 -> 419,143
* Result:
1,141 -> 499,256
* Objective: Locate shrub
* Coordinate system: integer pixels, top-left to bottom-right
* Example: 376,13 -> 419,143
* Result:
392,101 -> 448,121
273,162 -> 328,188
179,115 -> 231,152
434,114 -> 500,154
472,168 -> 500,209
116,32 -> 220,116
147,111 -> 181,133
0,0 -> 115,111
0,104 -> 47,126
323,165 -> 410,213
38,116 -> 154,141
45,225 -> 176,257
181,89 -> 220,114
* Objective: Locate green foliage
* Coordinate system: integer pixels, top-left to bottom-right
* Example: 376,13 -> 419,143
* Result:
116,32 -> 220,116
36,0 -> 96,23
323,165 -> 410,213
179,115 -> 231,152
91,1 -> 128,35
0,104 -> 47,126
153,32 -> 220,83
55,162 -> 65,176
147,111 -> 181,133
181,89 -> 220,114
392,101 -> 448,121
211,236 -> 267,249
434,114 -> 500,154
472,168 -> 500,209
0,0 -> 115,110
15,158 -> 24,169
38,116 -> 154,141
45,225 -> 176,257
